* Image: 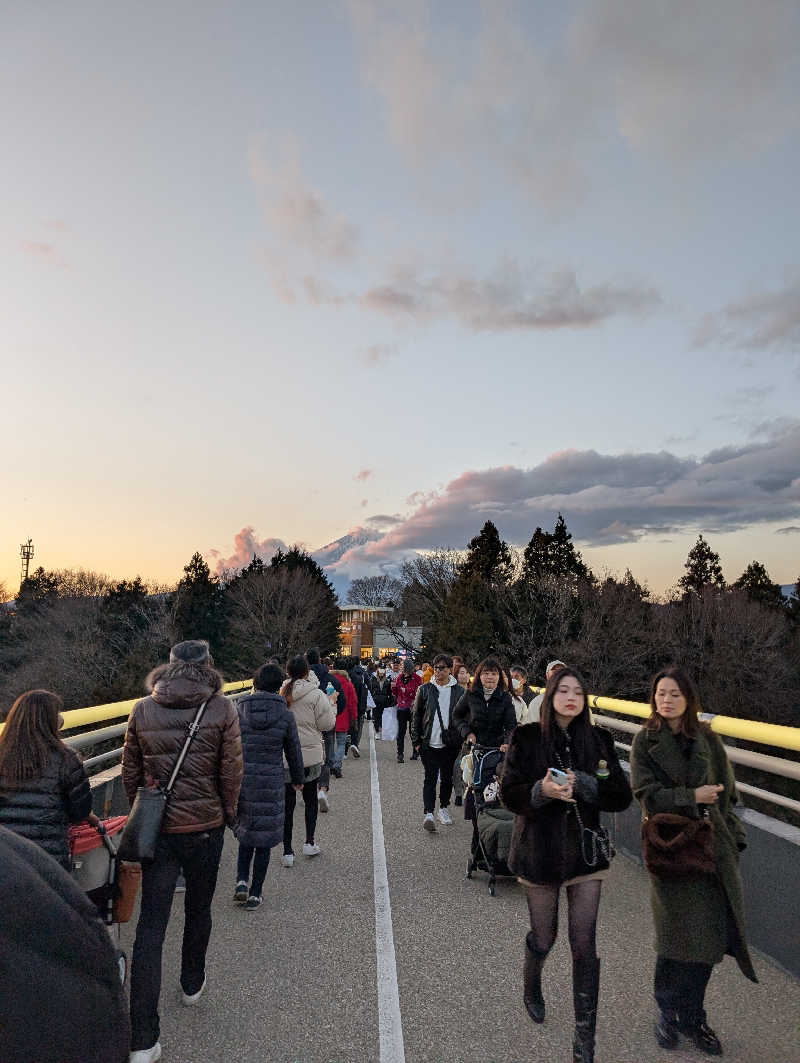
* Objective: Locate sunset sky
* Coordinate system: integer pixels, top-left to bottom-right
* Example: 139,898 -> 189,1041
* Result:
3,1 -> 799,598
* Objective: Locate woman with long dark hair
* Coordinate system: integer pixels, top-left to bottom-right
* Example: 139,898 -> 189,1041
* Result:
630,668 -> 757,1056
0,689 -> 91,870
500,668 -> 632,1063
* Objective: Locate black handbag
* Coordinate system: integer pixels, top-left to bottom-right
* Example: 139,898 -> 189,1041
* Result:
434,695 -> 458,748
118,699 -> 209,863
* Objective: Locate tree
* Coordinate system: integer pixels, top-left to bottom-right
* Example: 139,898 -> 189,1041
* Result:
678,535 -> 725,596
268,546 -> 340,655
460,521 -> 513,584
346,574 -> 403,608
172,553 -> 227,650
733,561 -> 785,609
521,526 -> 554,582
521,514 -> 589,582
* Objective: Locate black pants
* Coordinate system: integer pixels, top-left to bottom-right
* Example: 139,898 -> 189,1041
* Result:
319,729 -> 335,790
396,708 -> 411,757
373,701 -> 385,732
654,955 -> 713,1023
236,845 -> 270,897
420,745 -> 459,813
284,780 -> 319,852
130,826 -> 225,1050
350,711 -> 364,749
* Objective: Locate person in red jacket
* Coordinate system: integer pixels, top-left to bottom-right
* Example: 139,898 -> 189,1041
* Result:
330,663 -> 358,778
392,659 -> 423,763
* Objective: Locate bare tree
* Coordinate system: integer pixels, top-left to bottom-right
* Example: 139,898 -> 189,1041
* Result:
346,574 -> 403,608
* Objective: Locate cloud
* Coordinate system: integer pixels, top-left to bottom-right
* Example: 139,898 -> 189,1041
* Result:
249,137 -> 359,261
311,261 -> 660,332
355,468 -> 373,481
323,419 -> 800,575
776,525 -> 800,535
695,275 -> 800,352
361,342 -> 397,366
22,241 -> 55,257
207,527 -> 288,575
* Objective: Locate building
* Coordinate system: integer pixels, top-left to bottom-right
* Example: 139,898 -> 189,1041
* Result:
338,606 -> 423,659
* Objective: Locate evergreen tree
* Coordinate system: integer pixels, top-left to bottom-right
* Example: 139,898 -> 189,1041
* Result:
733,561 -> 785,609
172,552 -> 227,649
521,513 -> 589,581
15,567 -> 62,614
460,521 -> 513,584
521,527 -> 553,582
678,535 -> 725,596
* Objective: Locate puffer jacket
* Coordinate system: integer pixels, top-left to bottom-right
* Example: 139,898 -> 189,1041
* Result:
452,687 -> 517,747
122,660 -> 243,833
282,674 -> 336,766
392,672 -> 422,710
0,747 -> 91,870
236,690 -> 303,849
332,671 -> 358,734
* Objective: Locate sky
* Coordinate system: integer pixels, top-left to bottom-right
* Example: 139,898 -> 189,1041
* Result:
2,0 -> 799,599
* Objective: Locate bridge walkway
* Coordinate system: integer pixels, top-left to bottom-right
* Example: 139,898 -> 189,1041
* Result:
120,726 -> 800,1063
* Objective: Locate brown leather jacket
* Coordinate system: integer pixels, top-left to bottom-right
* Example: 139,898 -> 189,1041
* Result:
122,660 -> 243,833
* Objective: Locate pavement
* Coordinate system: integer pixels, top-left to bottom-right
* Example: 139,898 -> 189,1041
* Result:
120,724 -> 800,1063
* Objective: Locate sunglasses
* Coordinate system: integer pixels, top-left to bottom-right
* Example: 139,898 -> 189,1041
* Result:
433,663 -> 449,670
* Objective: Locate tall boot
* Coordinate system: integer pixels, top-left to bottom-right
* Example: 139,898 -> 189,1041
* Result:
572,956 -> 600,1063
523,932 -> 548,1023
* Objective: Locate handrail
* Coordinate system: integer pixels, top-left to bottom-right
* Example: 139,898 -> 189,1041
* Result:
530,688 -> 800,753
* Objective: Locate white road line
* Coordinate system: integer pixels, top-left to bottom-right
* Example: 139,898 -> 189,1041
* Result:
369,724 -> 406,1063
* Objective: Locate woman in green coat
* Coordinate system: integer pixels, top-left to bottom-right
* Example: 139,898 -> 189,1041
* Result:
630,668 -> 757,1057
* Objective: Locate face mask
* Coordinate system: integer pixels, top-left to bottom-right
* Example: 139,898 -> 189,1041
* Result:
512,677 -> 522,690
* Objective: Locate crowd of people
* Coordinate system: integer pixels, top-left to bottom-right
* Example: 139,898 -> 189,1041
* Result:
0,637 -> 759,1063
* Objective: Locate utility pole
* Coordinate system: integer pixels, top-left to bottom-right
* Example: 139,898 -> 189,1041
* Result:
20,539 -> 34,586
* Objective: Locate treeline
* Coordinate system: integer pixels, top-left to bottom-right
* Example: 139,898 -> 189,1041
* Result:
0,548 -> 340,713
351,516 -> 800,728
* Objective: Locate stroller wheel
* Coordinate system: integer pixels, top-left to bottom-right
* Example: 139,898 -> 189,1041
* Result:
466,858 -> 473,879
488,883 -> 496,897
117,949 -> 127,985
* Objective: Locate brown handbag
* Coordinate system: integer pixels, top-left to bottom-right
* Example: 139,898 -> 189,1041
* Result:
112,861 -> 142,923
641,811 -> 716,877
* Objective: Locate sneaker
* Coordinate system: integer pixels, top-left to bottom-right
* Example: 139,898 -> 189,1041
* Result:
375,730 -> 382,738
130,1044 -> 162,1063
410,750 -> 419,760
454,795 -> 463,807
318,789 -> 329,813
437,807 -> 453,825
245,895 -> 263,911
233,880 -> 249,903
332,767 -> 343,779
350,745 -> 360,758
181,975 -> 207,1006
303,842 -> 321,857
281,853 -> 295,868
397,754 -> 404,763
423,813 -> 437,832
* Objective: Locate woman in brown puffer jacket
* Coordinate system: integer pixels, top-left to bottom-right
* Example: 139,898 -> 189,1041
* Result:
122,639 -> 243,1063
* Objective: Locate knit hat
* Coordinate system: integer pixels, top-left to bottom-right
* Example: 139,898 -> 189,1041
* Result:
169,639 -> 211,664
546,659 -> 566,674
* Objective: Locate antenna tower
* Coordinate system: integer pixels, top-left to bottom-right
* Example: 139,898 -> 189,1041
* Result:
20,539 -> 35,585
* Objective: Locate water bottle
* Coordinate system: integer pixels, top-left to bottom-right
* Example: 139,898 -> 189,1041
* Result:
326,682 -> 335,696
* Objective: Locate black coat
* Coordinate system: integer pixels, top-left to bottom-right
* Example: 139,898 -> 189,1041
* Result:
452,688 -> 517,748
350,666 -> 368,716
0,746 -> 92,870
236,691 -> 303,849
500,722 -> 632,884
0,826 -> 130,1063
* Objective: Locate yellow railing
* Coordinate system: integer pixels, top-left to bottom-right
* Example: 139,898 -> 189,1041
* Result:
0,681 -> 253,735
531,688 -> 800,753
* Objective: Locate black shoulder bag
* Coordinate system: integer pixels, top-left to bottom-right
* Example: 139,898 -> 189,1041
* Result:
118,699 -> 209,863
434,691 -> 458,748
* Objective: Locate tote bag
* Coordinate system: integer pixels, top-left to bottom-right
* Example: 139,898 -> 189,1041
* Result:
381,706 -> 398,741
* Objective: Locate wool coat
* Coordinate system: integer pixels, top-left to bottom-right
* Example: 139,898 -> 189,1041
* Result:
501,722 -> 632,883
630,724 -> 757,980
236,691 -> 303,849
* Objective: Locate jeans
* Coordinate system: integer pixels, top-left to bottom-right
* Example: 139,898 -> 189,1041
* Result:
236,844 -> 270,897
319,729 -> 335,790
396,708 -> 411,757
284,780 -> 319,852
654,955 -> 713,1024
420,745 -> 459,813
130,826 -> 225,1050
332,732 -> 348,771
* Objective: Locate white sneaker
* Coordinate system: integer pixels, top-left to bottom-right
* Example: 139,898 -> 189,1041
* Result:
318,789 -> 329,813
423,813 -> 437,832
303,842 -> 321,857
350,745 -> 360,758
181,975 -> 206,1006
437,807 -> 453,826
281,853 -> 295,868
130,1045 -> 161,1063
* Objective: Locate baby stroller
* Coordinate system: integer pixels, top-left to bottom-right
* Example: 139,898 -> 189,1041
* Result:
70,816 -> 139,985
464,746 -> 515,896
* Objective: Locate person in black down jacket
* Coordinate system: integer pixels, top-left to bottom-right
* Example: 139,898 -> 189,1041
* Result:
0,825 -> 130,1063
500,667 -> 632,1063
0,689 -> 91,871
452,657 -> 517,751
235,662 -> 304,910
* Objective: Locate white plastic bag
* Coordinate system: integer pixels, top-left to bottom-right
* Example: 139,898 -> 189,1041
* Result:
381,706 -> 398,741
366,688 -> 376,710
461,750 -> 475,786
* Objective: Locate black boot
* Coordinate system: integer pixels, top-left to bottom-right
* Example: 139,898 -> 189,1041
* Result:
678,1016 -> 722,1056
523,932 -> 547,1023
572,956 -> 600,1063
654,1011 -> 680,1049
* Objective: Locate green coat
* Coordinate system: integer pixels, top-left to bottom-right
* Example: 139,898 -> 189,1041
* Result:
630,725 -> 757,981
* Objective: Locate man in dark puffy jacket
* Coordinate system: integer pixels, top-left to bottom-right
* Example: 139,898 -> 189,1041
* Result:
0,826 -> 130,1063
122,639 -> 243,1063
